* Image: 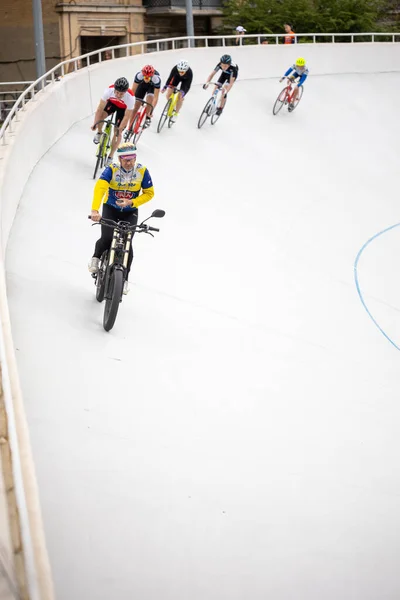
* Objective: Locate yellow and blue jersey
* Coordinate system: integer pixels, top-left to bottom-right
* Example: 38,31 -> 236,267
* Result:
92,163 -> 154,212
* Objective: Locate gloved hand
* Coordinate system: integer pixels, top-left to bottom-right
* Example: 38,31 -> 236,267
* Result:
203,83 -> 209,90
161,86 -> 166,93
279,77 -> 285,83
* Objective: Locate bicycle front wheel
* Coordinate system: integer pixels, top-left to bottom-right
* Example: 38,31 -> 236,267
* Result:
93,133 -> 107,179
198,98 -> 213,129
133,112 -> 146,144
273,89 -> 287,116
96,251 -> 108,303
157,99 -> 171,133
103,268 -> 123,332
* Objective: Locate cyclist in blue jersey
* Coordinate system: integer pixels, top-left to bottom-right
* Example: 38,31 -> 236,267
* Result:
280,57 -> 309,110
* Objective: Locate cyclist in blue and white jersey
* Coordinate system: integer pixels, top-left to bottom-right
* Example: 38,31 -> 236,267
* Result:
280,57 -> 309,109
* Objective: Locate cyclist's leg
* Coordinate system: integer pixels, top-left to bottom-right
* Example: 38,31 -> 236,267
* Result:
176,83 -> 189,113
290,76 -> 300,103
220,83 -> 230,110
216,74 -> 229,110
92,203 -> 116,260
109,109 -> 124,161
128,90 -> 145,129
165,86 -> 174,100
96,103 -> 112,132
145,92 -> 154,117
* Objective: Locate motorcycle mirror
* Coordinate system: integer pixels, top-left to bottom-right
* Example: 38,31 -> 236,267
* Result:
151,209 -> 165,218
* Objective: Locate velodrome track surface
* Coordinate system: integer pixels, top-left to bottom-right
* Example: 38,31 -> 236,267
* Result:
5,49 -> 400,599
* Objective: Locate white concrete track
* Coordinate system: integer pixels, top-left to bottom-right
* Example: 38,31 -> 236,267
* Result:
5,48 -> 400,599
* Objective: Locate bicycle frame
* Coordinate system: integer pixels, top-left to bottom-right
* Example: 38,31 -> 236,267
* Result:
124,98 -> 154,142
108,226 -> 132,273
166,87 -> 180,117
93,114 -> 118,178
209,83 -> 225,114
272,77 -> 304,115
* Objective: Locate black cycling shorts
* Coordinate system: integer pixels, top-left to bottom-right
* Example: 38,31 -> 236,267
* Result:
135,82 -> 156,100
104,100 -> 125,126
217,71 -> 238,86
167,76 -> 191,96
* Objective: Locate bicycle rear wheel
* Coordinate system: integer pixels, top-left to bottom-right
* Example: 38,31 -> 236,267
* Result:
95,251 -> 108,303
93,133 -> 107,179
211,98 -> 225,125
103,268 -> 123,332
198,98 -> 213,129
273,89 -> 288,116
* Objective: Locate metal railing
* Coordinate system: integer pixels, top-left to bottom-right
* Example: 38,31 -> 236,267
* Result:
144,0 -> 222,8
1,32 -> 400,145
0,82 -> 37,123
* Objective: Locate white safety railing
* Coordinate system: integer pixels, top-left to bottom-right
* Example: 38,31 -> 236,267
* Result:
1,32 -> 399,146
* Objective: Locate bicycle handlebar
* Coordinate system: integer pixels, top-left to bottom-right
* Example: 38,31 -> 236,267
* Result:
134,98 -> 154,114
93,119 -> 119,129
87,215 -> 160,234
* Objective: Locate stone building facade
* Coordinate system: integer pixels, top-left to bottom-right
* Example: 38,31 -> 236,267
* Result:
0,0 -> 222,82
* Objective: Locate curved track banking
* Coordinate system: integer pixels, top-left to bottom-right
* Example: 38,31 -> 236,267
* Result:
5,64 -> 400,599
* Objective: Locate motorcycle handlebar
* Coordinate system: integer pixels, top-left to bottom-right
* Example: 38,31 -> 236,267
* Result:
87,216 -> 160,234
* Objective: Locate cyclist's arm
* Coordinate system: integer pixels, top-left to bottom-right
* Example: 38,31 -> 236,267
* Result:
119,109 -> 132,131
205,69 -> 217,84
93,99 -> 107,126
91,168 -> 112,211
132,169 -> 154,208
284,67 -> 294,77
152,87 -> 160,110
297,73 -> 308,86
185,69 -> 193,91
165,68 -> 175,88
130,82 -> 139,96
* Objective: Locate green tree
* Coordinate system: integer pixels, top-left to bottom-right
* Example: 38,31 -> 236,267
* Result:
222,0 -> 393,35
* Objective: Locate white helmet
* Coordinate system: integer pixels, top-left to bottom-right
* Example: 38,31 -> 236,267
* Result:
177,59 -> 189,72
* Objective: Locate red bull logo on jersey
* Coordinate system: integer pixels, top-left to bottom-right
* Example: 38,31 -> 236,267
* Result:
115,190 -> 134,199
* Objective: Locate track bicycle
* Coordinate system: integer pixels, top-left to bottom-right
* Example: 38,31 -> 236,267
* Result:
88,209 -> 165,332
272,77 -> 304,116
198,82 -> 226,129
123,98 -> 154,144
157,86 -> 181,133
92,114 -> 119,179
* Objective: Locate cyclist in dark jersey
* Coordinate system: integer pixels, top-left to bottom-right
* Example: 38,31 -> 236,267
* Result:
161,59 -> 193,123
203,54 -> 239,115
128,65 -> 162,130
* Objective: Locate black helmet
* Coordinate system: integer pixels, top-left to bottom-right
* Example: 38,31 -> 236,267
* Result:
114,77 -> 129,92
220,54 -> 232,64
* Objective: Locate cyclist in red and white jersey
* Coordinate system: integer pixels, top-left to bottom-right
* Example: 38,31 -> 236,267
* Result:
91,77 -> 134,166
